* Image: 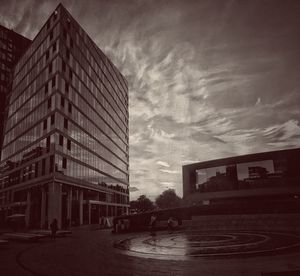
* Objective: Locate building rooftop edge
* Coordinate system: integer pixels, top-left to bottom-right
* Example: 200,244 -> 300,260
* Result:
10,2 -> 127,86
57,3 -> 128,85
0,24 -> 31,42
182,147 -> 300,168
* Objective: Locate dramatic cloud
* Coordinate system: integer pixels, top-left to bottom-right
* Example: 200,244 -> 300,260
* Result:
129,187 -> 139,192
156,161 -> 170,168
1,0 -> 300,199
159,169 -> 181,174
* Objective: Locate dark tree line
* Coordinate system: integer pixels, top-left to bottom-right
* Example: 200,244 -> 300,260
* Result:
130,189 -> 181,213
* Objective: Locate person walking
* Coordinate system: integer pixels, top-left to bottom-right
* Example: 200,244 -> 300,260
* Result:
149,214 -> 157,236
50,218 -> 58,240
167,217 -> 174,233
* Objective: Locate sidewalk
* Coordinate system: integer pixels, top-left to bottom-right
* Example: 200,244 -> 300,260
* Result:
0,227 -> 300,276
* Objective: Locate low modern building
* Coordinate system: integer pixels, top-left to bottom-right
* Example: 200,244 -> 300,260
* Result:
0,25 -> 31,151
182,148 -> 300,206
0,4 -> 129,229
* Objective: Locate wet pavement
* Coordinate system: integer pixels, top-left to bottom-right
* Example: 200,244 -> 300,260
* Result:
1,227 -> 300,276
114,231 -> 300,259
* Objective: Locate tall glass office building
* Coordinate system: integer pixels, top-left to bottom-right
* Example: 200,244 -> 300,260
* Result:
0,25 -> 31,152
0,4 -> 129,229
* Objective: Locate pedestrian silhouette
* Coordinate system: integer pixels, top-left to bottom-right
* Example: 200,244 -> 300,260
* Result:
167,217 -> 174,233
50,218 -> 58,240
149,214 -> 157,236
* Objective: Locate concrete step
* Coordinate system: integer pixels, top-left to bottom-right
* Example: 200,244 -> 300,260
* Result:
182,214 -> 300,231
0,239 -> 9,246
31,230 -> 72,237
262,270 -> 300,276
2,233 -> 43,241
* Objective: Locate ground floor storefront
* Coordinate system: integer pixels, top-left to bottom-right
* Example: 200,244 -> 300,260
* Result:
0,181 -> 129,229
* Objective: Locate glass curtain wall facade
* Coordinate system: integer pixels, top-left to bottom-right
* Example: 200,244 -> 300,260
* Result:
0,4 -> 129,229
0,25 -> 31,152
183,148 -> 300,206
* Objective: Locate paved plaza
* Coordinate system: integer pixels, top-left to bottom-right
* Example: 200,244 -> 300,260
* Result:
115,230 -> 300,259
1,227 -> 300,276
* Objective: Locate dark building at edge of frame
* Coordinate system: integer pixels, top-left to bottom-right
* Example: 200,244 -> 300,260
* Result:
182,147 -> 300,207
0,4 -> 129,229
0,25 -> 31,152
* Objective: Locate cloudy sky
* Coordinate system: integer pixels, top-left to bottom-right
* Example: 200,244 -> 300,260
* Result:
1,0 -> 300,200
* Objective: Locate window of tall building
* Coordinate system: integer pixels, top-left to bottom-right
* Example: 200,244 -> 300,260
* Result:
22,168 -> 27,182
63,29 -> 67,40
46,136 -> 50,152
59,134 -> 63,146
62,157 -> 67,169
65,82 -> 69,93
35,162 -> 38,177
29,166 -> 33,180
45,83 -> 48,94
50,30 -> 53,40
53,10 -> 57,21
70,38 -> 73,49
49,62 -> 52,74
69,70 -> 72,80
46,50 -> 49,60
64,118 -> 68,129
49,155 -> 54,173
52,76 -> 56,87
43,119 -> 47,130
67,139 -> 71,150
62,60 -> 66,72
61,96 -> 65,107
47,97 -> 51,109
51,114 -> 55,125
52,42 -> 56,52
66,49 -> 70,60
68,102 -> 72,113
47,21 -> 50,30
42,159 -> 46,175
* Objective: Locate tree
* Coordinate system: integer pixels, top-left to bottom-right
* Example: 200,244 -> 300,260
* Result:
130,195 -> 154,212
155,189 -> 181,209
